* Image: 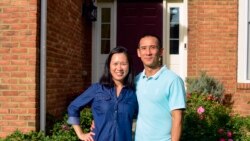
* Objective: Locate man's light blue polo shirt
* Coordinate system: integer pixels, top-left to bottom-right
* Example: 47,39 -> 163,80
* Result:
135,66 -> 186,141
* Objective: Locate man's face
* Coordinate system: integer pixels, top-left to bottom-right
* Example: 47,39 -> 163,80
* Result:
137,36 -> 163,68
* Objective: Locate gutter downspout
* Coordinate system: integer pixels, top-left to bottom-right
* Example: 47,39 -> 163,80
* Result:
40,0 -> 47,132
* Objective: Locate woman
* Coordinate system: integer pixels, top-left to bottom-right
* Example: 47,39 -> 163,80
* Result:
67,46 -> 138,141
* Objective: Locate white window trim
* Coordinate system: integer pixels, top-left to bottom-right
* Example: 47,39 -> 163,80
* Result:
91,2 -> 116,83
163,0 -> 188,82
238,0 -> 250,83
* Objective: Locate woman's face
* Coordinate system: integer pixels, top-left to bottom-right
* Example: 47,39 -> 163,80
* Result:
110,53 -> 129,84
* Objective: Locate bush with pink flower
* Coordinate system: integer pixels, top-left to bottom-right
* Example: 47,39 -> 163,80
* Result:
181,73 -> 250,141
181,93 -> 250,141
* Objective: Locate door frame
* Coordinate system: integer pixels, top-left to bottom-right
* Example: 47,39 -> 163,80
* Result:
92,0 -> 188,82
163,0 -> 188,81
91,2 -> 117,83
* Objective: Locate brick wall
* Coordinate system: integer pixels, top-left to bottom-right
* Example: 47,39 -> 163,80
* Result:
46,0 -> 92,117
0,0 -> 92,137
0,0 -> 39,137
188,0 -> 250,116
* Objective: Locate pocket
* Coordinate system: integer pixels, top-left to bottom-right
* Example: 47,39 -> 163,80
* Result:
93,95 -> 112,114
123,98 -> 137,117
95,95 -> 111,101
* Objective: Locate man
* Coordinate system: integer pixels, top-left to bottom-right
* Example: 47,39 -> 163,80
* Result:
134,34 -> 186,141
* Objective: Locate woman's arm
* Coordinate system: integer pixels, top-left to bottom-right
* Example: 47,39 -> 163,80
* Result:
67,84 -> 98,140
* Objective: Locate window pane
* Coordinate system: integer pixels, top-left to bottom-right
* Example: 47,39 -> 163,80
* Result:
170,23 -> 179,38
101,40 -> 110,54
101,24 -> 110,38
170,8 -> 179,23
170,8 -> 179,38
170,40 -> 179,54
169,7 -> 179,55
101,8 -> 111,54
102,8 -> 111,23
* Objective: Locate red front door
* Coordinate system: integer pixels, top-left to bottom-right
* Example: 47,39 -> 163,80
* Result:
117,0 -> 163,74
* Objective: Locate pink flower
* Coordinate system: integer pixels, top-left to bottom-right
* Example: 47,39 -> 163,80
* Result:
227,131 -> 233,138
228,139 -> 233,141
217,128 -> 224,134
197,106 -> 205,115
219,138 -> 226,141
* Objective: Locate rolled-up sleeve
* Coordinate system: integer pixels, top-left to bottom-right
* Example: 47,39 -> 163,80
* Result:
67,116 -> 80,125
67,84 -> 98,125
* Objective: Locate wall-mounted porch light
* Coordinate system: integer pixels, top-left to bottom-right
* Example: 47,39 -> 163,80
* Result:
82,0 -> 97,22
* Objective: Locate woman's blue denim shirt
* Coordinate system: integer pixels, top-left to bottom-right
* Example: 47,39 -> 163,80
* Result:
67,83 -> 138,141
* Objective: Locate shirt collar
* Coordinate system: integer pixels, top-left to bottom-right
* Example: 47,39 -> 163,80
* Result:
142,65 -> 166,80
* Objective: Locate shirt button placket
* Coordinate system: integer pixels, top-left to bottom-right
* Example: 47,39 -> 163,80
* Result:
114,101 -> 118,125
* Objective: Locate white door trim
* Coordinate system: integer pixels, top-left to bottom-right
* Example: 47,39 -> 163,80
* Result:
163,0 -> 187,81
92,2 -> 116,83
92,0 -> 188,82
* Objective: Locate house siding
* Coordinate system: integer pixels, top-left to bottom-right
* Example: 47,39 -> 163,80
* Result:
46,0 -> 92,118
0,0 -> 92,137
0,0 -> 39,137
1,0 -> 249,138
188,0 -> 250,116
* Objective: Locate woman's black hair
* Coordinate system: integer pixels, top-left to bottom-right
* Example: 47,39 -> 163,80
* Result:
99,46 -> 135,89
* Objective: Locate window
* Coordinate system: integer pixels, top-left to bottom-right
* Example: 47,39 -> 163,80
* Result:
238,0 -> 250,82
169,7 -> 180,55
101,8 -> 111,54
91,2 -> 115,83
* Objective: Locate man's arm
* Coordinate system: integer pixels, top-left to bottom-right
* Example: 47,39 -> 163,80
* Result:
171,109 -> 184,141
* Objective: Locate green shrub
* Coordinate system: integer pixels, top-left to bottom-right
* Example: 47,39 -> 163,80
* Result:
3,130 -> 49,141
1,108 -> 93,141
49,107 -> 93,141
181,93 -> 250,141
184,73 -> 249,140
186,71 -> 224,100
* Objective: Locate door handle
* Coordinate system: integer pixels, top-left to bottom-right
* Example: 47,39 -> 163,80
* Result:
184,43 -> 187,49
